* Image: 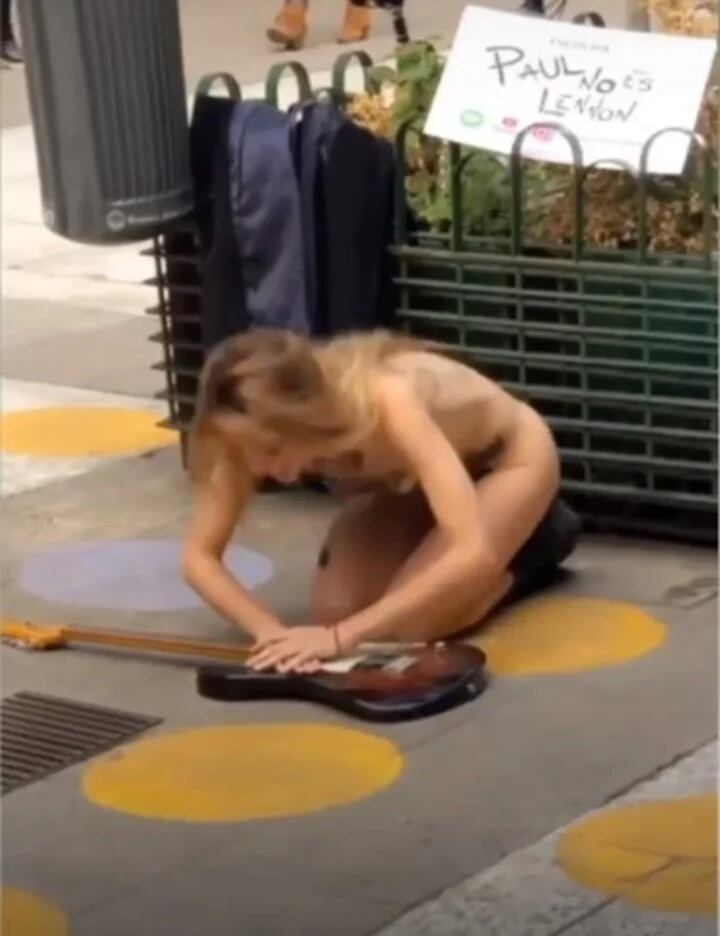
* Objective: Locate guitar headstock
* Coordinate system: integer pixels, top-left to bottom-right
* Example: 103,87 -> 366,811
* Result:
1,619 -> 66,650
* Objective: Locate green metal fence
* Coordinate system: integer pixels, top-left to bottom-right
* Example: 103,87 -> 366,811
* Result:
148,55 -> 718,543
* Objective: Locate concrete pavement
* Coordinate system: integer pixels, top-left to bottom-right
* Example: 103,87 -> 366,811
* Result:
378,742 -> 717,936
1,445 -> 716,935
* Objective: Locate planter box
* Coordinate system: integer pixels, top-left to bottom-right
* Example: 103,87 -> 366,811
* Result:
393,243 -> 717,542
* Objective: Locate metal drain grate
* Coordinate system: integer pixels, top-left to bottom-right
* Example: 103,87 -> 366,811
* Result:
1,692 -> 162,794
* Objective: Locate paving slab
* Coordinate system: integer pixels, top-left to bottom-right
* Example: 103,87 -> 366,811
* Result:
377,743 -> 717,936
1,303 -> 161,396
558,904 -> 717,936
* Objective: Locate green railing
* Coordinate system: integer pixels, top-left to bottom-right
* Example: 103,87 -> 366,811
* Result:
147,54 -> 718,542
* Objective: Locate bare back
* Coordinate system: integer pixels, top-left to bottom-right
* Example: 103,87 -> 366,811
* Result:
317,350 -> 550,491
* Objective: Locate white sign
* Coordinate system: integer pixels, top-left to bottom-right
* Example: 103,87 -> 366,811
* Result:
425,7 -> 717,174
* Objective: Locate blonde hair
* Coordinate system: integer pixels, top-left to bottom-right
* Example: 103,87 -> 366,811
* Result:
189,328 -> 431,482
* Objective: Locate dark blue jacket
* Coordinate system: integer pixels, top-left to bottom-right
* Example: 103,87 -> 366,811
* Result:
191,94 -> 394,348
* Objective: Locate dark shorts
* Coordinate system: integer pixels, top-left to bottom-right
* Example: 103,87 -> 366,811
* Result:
509,499 -> 581,590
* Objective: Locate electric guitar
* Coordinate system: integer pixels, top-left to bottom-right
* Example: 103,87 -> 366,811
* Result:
2,619 -> 488,722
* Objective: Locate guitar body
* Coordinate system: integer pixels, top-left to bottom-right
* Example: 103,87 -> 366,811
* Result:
196,644 -> 488,722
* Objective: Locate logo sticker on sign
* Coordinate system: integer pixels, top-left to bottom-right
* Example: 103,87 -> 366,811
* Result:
424,8 -> 716,175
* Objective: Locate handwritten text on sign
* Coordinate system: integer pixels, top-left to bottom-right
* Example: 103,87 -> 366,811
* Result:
425,8 -> 716,174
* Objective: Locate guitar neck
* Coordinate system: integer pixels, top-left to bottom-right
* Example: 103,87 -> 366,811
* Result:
60,625 -> 426,666
63,625 -> 252,666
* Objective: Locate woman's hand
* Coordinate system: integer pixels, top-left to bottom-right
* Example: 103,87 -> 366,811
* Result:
246,626 -> 342,674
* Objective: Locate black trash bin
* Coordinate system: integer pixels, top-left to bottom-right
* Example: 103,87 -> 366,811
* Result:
17,0 -> 193,245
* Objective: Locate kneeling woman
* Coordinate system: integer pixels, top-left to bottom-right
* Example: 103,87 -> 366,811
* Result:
182,329 -> 580,673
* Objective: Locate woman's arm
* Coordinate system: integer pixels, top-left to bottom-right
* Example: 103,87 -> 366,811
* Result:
182,456 -> 285,642
337,376 -> 559,646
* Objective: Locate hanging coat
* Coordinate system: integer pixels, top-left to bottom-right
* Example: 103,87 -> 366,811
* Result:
191,93 -> 246,351
291,101 -> 396,336
191,96 -> 309,348
228,103 -> 309,336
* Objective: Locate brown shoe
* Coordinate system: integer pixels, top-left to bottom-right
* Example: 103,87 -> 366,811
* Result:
267,2 -> 308,50
337,1 -> 371,43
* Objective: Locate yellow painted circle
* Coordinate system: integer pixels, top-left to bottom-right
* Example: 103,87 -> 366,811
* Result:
83,724 -> 403,822
0,407 -> 175,457
557,794 -> 718,915
470,596 -> 666,676
1,887 -> 68,936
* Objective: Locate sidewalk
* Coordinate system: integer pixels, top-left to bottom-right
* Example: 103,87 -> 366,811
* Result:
2,443 -> 716,935
379,742 -> 717,936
